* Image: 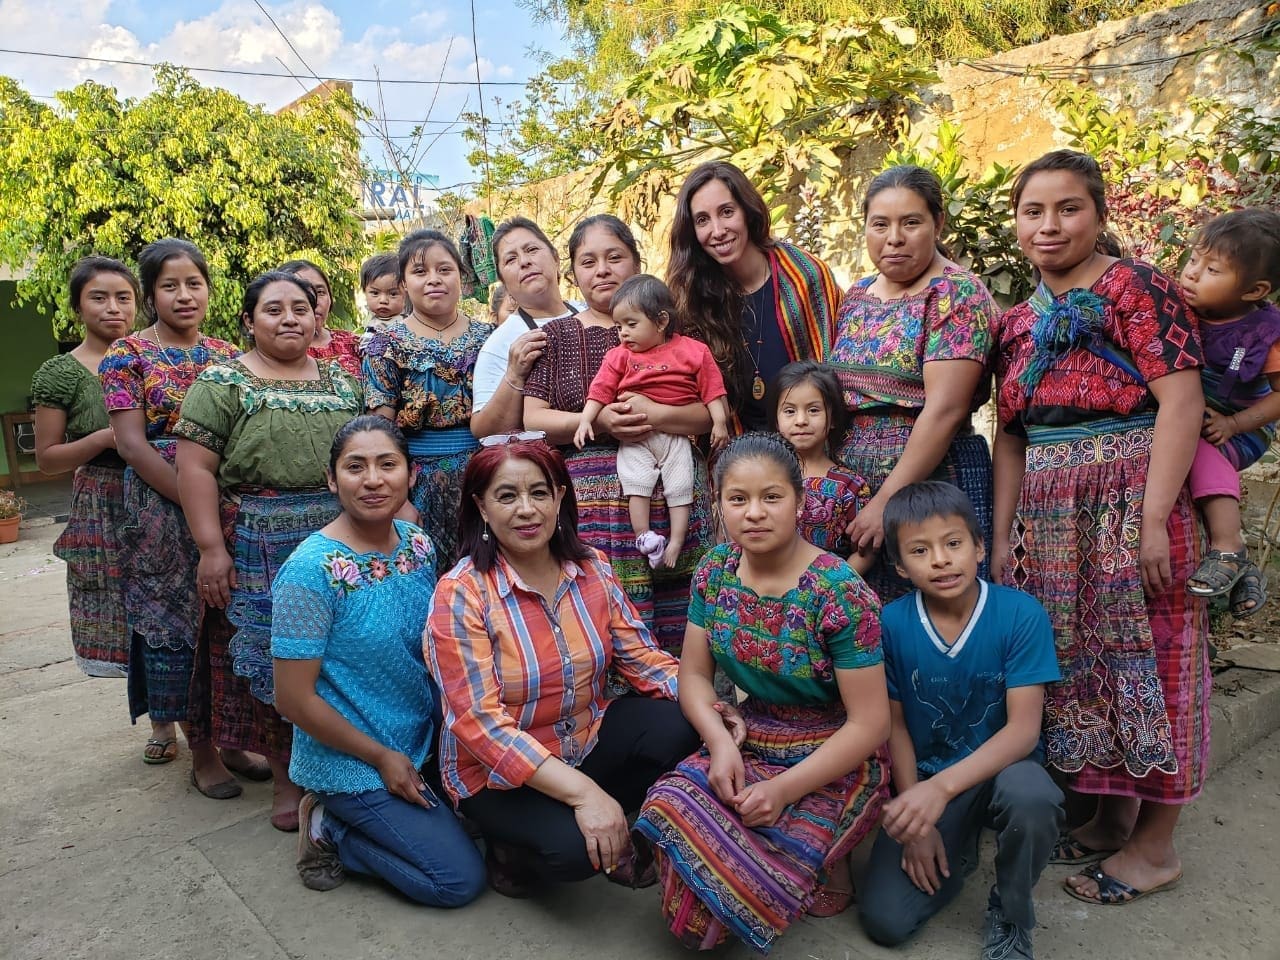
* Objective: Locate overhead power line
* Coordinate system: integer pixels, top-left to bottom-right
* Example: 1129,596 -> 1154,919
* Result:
0,46 -> 562,87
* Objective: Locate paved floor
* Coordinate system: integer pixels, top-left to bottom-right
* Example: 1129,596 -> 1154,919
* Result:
3,513 -> 1279,960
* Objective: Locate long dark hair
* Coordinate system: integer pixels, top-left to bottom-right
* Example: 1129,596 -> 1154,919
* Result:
668,161 -> 774,400
457,442 -> 592,573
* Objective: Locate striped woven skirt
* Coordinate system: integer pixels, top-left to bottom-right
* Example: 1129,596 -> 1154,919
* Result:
53,464 -> 129,677
635,700 -> 889,953
227,489 -> 339,704
118,467 -> 202,722
1008,416 -> 1209,804
839,412 -> 992,601
566,445 -> 711,654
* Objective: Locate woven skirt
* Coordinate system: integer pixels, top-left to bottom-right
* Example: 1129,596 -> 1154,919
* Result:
565,445 -> 711,654
119,469 -> 201,722
409,448 -> 473,572
53,464 -> 129,677
839,413 -> 992,601
636,700 -> 889,953
1009,416 -> 1209,804
226,489 -> 339,704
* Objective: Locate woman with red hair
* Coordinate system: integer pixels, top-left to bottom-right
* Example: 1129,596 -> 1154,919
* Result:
425,435 -> 701,897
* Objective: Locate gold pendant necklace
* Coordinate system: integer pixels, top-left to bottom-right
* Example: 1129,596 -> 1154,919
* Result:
744,291 -> 766,400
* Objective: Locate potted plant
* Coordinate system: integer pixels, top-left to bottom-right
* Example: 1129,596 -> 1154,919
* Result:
0,489 -> 25,543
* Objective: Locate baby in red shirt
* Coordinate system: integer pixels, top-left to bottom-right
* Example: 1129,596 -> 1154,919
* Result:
576,275 -> 730,569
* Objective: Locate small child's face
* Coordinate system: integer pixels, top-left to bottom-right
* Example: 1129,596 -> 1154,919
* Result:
892,514 -> 983,601
776,381 -> 830,457
364,274 -> 405,321
614,302 -> 667,352
1179,247 -> 1252,320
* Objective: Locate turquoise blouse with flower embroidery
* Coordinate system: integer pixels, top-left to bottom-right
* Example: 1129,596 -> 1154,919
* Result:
689,542 -> 882,706
271,520 -> 439,794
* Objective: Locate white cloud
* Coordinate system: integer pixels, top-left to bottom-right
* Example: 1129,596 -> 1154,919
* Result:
0,0 -> 526,183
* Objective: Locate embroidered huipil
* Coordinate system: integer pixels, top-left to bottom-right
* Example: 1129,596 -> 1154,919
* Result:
426,549 -> 680,802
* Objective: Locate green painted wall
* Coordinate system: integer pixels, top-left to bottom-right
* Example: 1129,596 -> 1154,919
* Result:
0,281 -> 59,480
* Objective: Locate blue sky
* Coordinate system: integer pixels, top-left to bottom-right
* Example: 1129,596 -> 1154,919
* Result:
0,0 -> 574,192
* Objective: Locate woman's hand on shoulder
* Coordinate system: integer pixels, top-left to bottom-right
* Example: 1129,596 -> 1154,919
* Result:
376,749 -> 434,809
507,329 -> 548,382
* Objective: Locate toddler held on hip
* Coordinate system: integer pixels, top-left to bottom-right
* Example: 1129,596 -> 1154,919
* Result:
575,275 -> 730,570
1179,209 -> 1280,618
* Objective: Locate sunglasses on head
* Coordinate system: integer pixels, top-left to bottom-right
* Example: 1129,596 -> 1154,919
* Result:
477,430 -> 548,448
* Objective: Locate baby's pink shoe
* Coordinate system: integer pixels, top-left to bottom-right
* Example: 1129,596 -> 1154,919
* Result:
635,531 -> 668,569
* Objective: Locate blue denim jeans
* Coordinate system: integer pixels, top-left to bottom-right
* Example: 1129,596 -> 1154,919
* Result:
320,786 -> 485,907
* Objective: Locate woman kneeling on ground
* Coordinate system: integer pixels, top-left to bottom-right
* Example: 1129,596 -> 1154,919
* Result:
426,436 -> 702,896
273,416 -> 485,905
636,433 -> 890,952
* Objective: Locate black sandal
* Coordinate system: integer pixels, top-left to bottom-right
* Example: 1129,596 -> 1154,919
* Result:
1229,561 -> 1268,618
1187,549 -> 1249,598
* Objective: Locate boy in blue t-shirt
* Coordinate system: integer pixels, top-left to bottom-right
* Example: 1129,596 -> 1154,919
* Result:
858,482 -> 1063,960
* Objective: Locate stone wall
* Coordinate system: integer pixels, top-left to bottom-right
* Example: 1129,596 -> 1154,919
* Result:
473,0 -> 1277,291
921,0 -> 1277,171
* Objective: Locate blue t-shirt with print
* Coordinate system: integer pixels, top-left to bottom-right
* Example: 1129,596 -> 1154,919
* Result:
881,580 -> 1060,779
271,520 -> 438,795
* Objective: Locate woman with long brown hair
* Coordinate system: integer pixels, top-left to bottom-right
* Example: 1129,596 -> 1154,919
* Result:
667,161 -> 841,433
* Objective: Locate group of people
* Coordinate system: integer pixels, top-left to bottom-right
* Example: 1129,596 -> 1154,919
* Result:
29,148 -> 1280,958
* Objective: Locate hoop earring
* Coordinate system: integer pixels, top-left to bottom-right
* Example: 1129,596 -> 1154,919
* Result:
481,523 -> 490,542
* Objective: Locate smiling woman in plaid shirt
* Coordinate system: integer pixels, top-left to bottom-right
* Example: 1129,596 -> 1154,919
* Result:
425,436 -> 701,897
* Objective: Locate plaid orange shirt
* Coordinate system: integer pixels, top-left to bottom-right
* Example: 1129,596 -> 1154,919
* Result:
426,549 -> 680,802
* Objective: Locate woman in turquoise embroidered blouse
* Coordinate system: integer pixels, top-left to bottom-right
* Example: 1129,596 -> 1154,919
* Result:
363,230 -> 492,570
825,166 -> 998,601
175,271 -> 363,830
272,416 -> 485,904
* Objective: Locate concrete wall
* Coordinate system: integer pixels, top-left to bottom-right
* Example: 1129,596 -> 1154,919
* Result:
0,282 -> 60,484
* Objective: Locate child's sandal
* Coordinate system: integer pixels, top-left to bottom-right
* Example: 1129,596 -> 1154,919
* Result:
1229,561 -> 1267,618
1186,549 -> 1249,598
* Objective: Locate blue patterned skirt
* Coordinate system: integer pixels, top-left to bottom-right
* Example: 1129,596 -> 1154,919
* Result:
227,488 -> 339,704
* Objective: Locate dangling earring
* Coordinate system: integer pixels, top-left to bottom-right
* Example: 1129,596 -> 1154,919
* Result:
481,523 -> 490,542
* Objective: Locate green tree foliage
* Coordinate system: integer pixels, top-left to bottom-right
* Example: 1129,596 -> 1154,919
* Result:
0,67 -> 365,342
594,3 -> 936,230
528,0 -> 1172,69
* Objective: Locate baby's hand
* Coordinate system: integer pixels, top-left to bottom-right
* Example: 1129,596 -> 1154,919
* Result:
574,420 -> 594,450
1201,409 -> 1238,447
710,422 -> 730,454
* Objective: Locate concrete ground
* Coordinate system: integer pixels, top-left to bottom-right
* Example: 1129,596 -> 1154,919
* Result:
4,491 -> 1280,960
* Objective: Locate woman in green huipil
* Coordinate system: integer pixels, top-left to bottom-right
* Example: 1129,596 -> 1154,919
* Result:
175,270 -> 363,830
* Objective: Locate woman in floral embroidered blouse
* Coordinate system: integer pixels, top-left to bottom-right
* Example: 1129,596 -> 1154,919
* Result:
363,230 -> 492,569
426,439 -> 700,898
272,416 -> 485,903
99,238 -> 245,793
826,166 -> 999,601
175,270 -> 363,830
636,433 -> 890,952
992,151 -> 1205,908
